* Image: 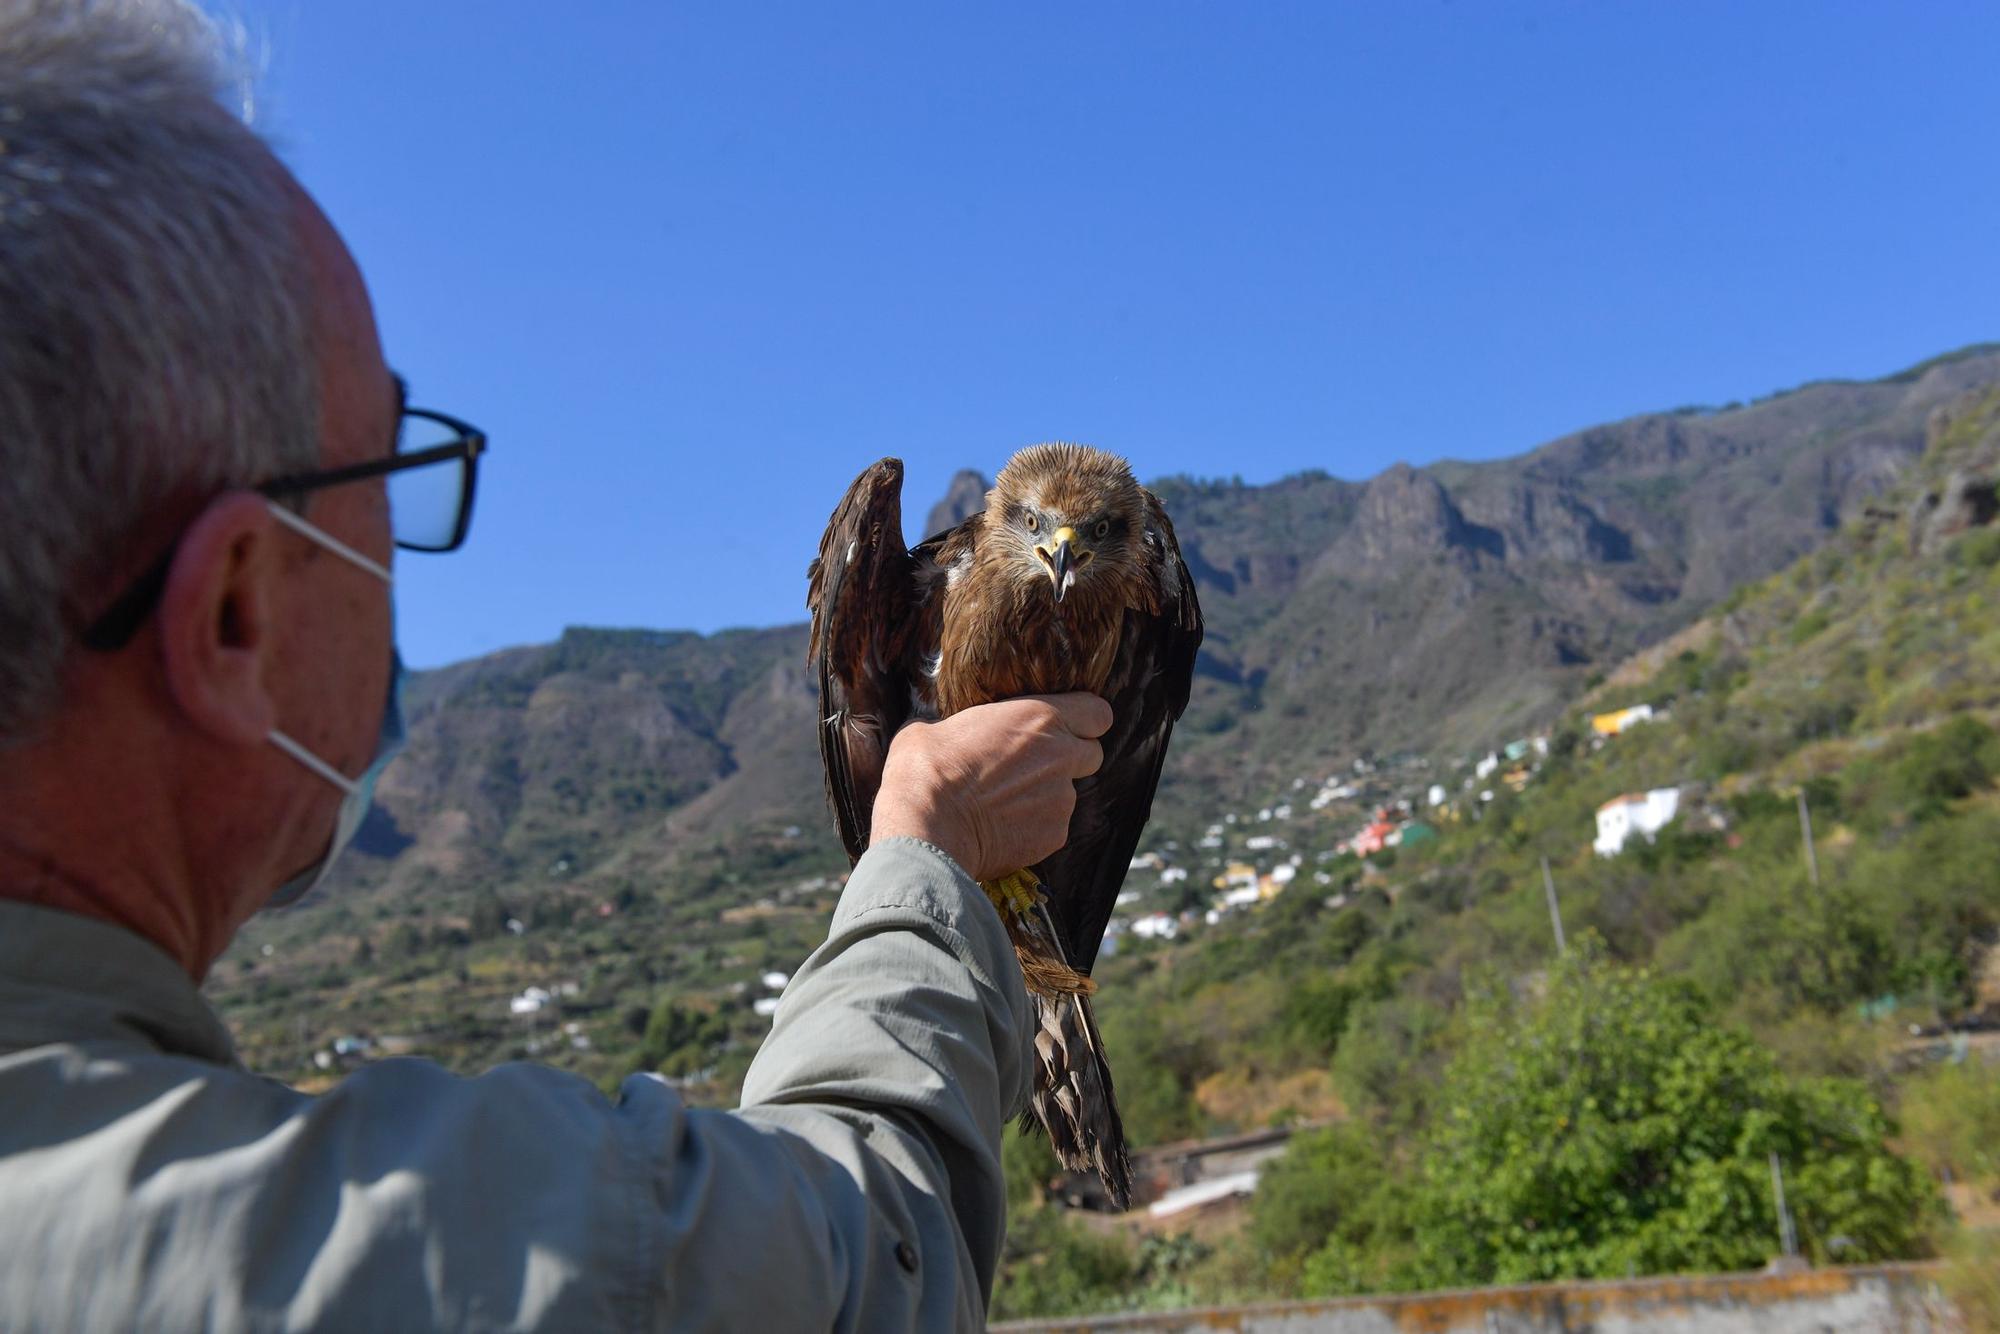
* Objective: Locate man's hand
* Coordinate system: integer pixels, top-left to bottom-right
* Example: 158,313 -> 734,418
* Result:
869,694 -> 1112,883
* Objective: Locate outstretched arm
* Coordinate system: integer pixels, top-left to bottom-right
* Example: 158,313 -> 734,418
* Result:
729,692 -> 1111,1325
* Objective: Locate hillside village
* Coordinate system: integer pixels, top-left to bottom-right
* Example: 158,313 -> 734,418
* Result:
270,682 -> 1717,1117
1102,702 -> 1686,952
265,664 -> 1881,1126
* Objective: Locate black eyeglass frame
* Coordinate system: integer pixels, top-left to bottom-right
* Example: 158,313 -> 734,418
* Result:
78,404 -> 486,653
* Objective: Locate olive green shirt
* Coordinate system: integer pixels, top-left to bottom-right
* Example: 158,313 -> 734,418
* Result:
0,837 -> 1029,1332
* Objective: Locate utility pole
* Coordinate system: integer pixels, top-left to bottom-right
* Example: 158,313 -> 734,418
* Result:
1541,855 -> 1567,956
1797,789 -> 1820,891
1769,1151 -> 1800,1261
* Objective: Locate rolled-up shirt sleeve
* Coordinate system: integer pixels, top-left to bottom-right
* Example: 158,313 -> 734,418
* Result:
0,838 -> 1031,1333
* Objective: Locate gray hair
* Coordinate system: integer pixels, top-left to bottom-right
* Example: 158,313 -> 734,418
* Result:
0,0 -> 319,740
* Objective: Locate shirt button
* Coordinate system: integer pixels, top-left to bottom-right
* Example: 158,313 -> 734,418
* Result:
895,1240 -> 919,1273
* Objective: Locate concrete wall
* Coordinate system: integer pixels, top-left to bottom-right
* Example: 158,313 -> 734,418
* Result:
993,1263 -> 1957,1334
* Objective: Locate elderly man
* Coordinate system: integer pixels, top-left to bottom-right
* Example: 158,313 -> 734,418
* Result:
0,3 -> 1110,1329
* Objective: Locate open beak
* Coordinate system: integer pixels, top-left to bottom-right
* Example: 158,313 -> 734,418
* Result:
1039,526 -> 1082,602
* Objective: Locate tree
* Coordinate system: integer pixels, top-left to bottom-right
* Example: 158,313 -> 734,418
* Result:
1002,1123 -> 1063,1210
468,890 -> 510,940
989,1205 -> 1133,1321
1251,1121 -> 1414,1295
634,998 -> 730,1077
1407,948 -> 1938,1287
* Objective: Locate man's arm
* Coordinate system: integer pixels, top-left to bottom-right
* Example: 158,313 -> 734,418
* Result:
714,693 -> 1114,1325
433,695 -> 1108,1328
724,836 -> 1029,1328
0,698 -> 1110,1332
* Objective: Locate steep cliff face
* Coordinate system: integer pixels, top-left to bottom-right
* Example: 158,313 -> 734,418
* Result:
352,626 -> 816,896
346,346 -> 2000,894
1326,464 -> 1502,569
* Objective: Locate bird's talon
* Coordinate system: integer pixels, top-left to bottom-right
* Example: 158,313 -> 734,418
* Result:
981,868 -> 1042,919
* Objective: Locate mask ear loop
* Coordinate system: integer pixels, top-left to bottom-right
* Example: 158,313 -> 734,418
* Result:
267,728 -> 362,795
262,502 -> 394,796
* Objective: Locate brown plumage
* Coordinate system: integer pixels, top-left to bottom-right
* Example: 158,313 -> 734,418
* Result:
806,444 -> 1202,1210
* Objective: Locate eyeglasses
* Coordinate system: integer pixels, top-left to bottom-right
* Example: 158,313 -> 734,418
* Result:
78,392 -> 486,653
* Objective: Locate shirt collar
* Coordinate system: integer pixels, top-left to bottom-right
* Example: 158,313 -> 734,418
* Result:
0,899 -> 240,1067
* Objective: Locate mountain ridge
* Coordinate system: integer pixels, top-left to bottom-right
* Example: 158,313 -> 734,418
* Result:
343,344 -> 2000,901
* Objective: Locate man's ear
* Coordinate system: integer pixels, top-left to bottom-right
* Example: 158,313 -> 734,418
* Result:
156,492 -> 283,747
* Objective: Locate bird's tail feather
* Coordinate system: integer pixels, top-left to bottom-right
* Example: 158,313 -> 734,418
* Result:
1021,988 -> 1132,1211
984,875 -> 1131,1208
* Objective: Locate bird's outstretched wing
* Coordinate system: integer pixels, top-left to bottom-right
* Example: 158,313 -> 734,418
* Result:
1037,489 -> 1203,973
806,458 -> 925,865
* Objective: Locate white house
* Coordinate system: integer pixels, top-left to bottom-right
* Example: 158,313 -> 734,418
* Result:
1148,1170 -> 1261,1220
1475,753 -> 1500,781
1594,788 -> 1682,856
1427,784 -> 1447,808
509,986 -> 552,1017
760,971 -> 791,992
1131,913 -> 1179,940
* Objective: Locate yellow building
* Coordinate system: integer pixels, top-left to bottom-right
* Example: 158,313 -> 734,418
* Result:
1591,703 -> 1655,737
1212,862 -> 1259,890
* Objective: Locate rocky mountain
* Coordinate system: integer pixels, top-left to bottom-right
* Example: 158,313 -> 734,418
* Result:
1149,345 -> 2000,803
342,345 -> 2000,900
922,467 -> 992,541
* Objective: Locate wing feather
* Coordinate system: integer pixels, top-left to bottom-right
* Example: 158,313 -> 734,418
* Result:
807,458 -> 921,864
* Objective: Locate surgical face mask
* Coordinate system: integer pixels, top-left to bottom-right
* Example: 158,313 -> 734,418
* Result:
262,503 -> 407,909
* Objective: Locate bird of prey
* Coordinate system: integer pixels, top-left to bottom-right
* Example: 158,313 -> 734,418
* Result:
806,444 -> 1202,1209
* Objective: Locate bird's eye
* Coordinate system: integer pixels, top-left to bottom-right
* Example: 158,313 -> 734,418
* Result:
1024,513 -> 1039,533
1093,519 -> 1112,539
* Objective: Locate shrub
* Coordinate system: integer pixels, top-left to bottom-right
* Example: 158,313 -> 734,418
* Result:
1899,1061 -> 2000,1189
1891,715 -> 2000,819
634,998 -> 729,1077
1251,1121 -> 1414,1295
1278,976 -> 1359,1059
1003,1123 -> 1064,1210
1407,949 -> 1938,1287
990,1206 -> 1133,1321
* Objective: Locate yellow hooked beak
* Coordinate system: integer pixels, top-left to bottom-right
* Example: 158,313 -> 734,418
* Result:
1035,526 -> 1092,602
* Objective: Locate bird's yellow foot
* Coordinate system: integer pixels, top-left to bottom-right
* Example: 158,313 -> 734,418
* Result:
981,867 -> 1042,920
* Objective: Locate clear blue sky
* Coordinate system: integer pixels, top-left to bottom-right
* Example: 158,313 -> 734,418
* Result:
226,1 -> 2000,668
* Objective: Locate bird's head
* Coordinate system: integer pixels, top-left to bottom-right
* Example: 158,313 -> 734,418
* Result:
988,443 -> 1146,605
